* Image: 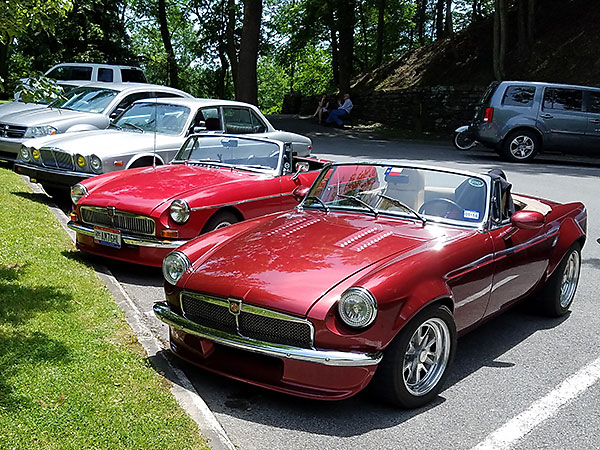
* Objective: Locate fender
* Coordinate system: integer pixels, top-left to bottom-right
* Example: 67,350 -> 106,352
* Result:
546,203 -> 586,276
65,124 -> 102,133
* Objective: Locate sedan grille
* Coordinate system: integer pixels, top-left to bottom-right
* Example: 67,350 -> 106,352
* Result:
39,148 -> 74,170
0,123 -> 27,138
80,206 -> 155,236
181,292 -> 314,349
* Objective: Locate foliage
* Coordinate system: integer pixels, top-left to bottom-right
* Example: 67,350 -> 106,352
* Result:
0,0 -> 73,42
14,75 -> 67,104
0,168 -> 209,449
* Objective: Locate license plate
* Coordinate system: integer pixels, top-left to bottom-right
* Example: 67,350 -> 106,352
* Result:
94,226 -> 121,248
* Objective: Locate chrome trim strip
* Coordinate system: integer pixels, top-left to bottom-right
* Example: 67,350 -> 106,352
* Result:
154,302 -> 382,367
80,205 -> 156,236
190,192 -> 293,211
67,221 -> 187,248
14,162 -> 94,179
181,291 -> 316,347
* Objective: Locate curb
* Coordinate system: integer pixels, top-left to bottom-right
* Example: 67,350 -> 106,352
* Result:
28,179 -> 236,450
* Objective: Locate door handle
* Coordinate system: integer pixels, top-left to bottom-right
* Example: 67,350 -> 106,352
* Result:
540,113 -> 553,119
590,119 -> 600,124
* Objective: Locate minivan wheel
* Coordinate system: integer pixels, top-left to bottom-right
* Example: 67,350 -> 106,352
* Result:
502,130 -> 540,163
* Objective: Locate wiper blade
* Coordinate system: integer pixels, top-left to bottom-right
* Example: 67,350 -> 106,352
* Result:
121,122 -> 144,132
376,193 -> 426,224
338,194 -> 378,216
109,123 -> 122,130
304,196 -> 329,213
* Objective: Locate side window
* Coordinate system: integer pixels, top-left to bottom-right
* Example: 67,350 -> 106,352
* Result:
543,88 -> 583,111
121,69 -> 147,83
98,68 -> 114,82
112,92 -> 154,117
502,86 -> 536,107
190,107 -> 221,132
250,110 -> 267,133
588,91 -> 600,114
223,107 -> 255,134
47,66 -> 92,81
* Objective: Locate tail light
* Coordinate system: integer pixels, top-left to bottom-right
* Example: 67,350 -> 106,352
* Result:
483,107 -> 494,123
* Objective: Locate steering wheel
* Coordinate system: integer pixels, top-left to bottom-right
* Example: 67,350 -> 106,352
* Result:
418,198 -> 463,219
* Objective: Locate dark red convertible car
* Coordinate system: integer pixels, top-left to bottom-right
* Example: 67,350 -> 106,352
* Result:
67,135 -> 326,266
153,162 -> 586,407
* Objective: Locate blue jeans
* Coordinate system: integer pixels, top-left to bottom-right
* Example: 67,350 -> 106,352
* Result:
326,109 -> 348,126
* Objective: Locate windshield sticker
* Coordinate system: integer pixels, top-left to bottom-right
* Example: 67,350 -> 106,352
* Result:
463,209 -> 480,221
385,167 -> 403,176
468,178 -> 485,188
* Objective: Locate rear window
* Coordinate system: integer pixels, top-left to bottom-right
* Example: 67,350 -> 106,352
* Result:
543,88 -> 583,111
46,65 -> 93,81
502,86 -> 536,106
478,82 -> 500,106
121,69 -> 147,83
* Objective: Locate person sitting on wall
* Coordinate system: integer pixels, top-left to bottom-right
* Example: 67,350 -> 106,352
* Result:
325,93 -> 353,128
312,93 -> 330,124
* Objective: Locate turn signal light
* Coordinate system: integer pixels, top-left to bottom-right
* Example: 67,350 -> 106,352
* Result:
70,212 -> 78,222
160,229 -> 179,239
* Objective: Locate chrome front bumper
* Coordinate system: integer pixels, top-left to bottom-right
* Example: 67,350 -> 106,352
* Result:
154,301 -> 383,367
68,221 -> 188,249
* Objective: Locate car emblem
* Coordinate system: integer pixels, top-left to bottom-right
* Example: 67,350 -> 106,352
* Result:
106,206 -> 116,217
228,298 -> 242,316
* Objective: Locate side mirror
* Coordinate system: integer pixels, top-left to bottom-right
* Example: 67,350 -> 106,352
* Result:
510,210 -> 545,230
292,186 -> 310,202
193,126 -> 206,133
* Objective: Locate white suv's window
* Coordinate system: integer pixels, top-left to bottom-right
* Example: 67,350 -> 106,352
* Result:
98,68 -> 114,82
46,66 -> 93,81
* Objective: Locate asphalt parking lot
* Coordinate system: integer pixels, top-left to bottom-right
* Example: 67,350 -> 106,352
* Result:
27,117 -> 600,450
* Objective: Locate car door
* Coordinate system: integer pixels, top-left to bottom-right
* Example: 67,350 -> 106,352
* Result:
538,87 -> 587,152
584,90 -> 600,151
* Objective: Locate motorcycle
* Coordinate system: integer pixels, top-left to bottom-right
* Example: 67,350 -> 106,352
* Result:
453,125 -> 478,151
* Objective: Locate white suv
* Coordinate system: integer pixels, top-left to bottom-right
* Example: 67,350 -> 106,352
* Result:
44,63 -> 147,84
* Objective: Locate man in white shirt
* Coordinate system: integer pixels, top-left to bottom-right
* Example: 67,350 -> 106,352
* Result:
326,93 -> 353,127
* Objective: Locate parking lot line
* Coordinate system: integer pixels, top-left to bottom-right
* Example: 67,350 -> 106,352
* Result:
471,356 -> 600,450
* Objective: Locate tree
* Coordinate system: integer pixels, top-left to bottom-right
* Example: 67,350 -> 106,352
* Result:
157,0 -> 179,88
236,0 -> 263,104
493,0 -> 507,80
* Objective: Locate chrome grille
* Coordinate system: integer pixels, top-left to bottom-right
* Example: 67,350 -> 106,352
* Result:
181,292 -> 314,349
0,123 -> 27,138
80,206 -> 155,236
40,148 -> 74,170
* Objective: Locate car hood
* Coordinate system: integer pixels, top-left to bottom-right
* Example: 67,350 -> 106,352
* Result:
0,101 -> 46,119
181,211 -> 437,316
1,107 -> 99,126
82,164 -> 263,215
27,129 -> 181,155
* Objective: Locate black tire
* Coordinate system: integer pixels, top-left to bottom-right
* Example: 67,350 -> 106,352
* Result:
453,131 -> 477,151
501,130 -> 540,163
203,211 -> 239,233
537,243 -> 581,317
373,304 -> 457,408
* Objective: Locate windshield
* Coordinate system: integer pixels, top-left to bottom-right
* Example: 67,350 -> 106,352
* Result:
114,103 -> 190,135
174,136 -> 282,172
304,163 -> 489,226
49,86 -> 118,113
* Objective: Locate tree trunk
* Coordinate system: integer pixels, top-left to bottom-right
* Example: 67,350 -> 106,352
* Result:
416,0 -> 426,45
326,0 -> 339,87
445,0 -> 453,36
375,0 -> 385,65
493,0 -> 507,80
217,44 -> 229,99
225,0 -> 239,96
336,0 -> 355,93
527,0 -> 535,49
157,0 -> 179,89
435,0 -> 444,40
236,0 -> 262,104
0,37 -> 9,95
358,0 -> 369,70
517,0 -> 527,58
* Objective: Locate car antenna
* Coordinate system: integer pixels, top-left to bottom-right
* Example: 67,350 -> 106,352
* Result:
153,95 -> 157,168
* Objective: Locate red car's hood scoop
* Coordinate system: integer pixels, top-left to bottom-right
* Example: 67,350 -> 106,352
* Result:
182,212 -> 435,316
84,164 -> 259,215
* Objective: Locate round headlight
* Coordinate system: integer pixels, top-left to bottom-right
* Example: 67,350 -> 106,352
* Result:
89,154 -> 102,173
32,148 -> 41,160
76,154 -> 86,169
163,251 -> 191,285
70,183 -> 88,205
19,146 -> 31,162
338,287 -> 377,328
169,199 -> 190,224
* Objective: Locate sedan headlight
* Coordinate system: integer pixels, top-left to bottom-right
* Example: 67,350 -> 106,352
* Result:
338,287 -> 377,328
162,251 -> 191,285
76,154 -> 86,169
70,183 -> 88,205
23,125 -> 57,138
31,148 -> 41,162
19,146 -> 31,162
89,154 -> 102,173
169,199 -> 190,224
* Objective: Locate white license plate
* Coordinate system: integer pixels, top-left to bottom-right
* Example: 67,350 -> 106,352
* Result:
94,226 -> 122,248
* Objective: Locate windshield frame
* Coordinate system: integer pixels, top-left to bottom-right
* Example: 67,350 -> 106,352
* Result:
171,134 -> 286,176
300,161 -> 492,229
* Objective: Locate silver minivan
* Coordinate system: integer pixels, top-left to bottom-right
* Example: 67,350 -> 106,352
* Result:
469,81 -> 600,162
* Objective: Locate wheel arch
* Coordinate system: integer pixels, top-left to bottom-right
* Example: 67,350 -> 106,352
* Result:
547,216 -> 586,279
200,206 -> 244,234
502,126 -> 545,149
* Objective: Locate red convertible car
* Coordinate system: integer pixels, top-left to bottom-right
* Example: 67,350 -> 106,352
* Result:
67,135 -> 326,266
154,162 -> 586,408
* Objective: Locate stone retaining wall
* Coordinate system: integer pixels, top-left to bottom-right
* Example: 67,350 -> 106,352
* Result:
282,86 -> 487,133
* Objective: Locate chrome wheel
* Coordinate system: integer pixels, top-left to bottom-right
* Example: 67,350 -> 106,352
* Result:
213,220 -> 234,230
509,135 -> 535,160
559,250 -> 580,308
403,317 -> 451,397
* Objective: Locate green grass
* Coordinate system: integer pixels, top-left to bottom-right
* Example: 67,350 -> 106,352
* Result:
0,167 -> 208,449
